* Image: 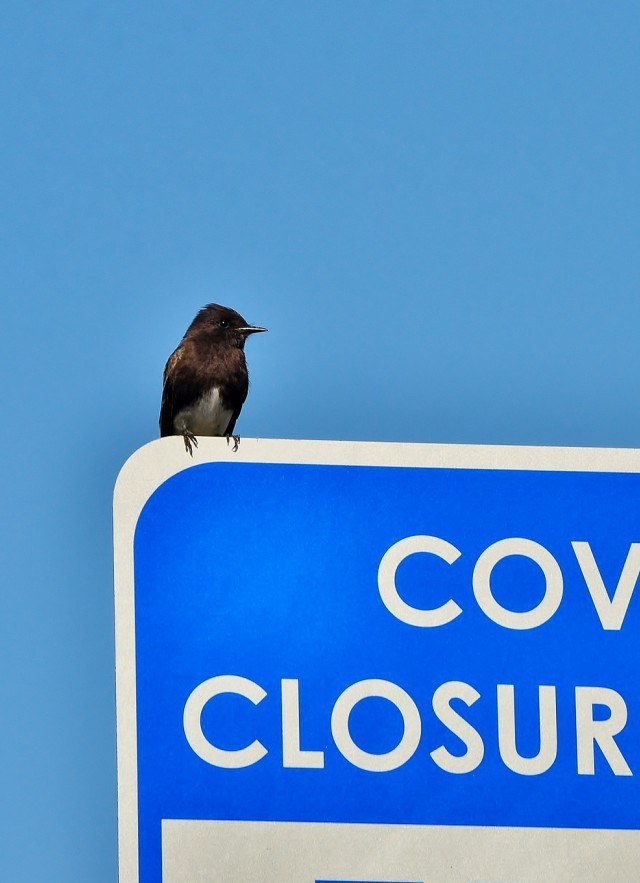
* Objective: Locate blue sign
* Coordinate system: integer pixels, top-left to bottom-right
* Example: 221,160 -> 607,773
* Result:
114,440 -> 640,882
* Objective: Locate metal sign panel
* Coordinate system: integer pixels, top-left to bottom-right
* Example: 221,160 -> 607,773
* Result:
114,438 -> 640,882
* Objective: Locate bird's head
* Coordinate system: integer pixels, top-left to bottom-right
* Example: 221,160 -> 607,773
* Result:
187,303 -> 267,348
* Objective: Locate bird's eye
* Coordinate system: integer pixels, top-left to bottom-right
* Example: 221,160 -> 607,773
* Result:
219,319 -> 229,328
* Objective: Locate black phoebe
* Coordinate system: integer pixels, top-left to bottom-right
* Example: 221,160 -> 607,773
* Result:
160,303 -> 267,455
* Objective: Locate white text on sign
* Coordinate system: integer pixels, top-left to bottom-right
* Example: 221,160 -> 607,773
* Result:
182,535 -> 639,776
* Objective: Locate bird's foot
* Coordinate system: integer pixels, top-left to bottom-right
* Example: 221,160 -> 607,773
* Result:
182,430 -> 198,457
226,434 -> 240,452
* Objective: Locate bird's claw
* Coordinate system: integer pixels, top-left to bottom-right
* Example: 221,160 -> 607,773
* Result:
226,434 -> 241,452
183,430 -> 198,457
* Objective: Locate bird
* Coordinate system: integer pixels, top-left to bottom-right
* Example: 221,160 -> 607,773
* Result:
159,303 -> 267,455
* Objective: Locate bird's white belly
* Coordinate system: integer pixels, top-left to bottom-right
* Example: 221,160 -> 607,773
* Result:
173,387 -> 233,436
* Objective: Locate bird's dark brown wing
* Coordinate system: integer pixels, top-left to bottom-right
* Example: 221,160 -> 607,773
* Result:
159,343 -> 203,437
223,407 -> 242,437
218,356 -> 250,437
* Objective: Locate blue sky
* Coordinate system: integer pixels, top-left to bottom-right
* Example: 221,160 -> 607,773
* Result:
1,2 -> 639,880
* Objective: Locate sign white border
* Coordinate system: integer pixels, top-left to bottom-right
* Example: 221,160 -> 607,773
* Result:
114,436 -> 640,883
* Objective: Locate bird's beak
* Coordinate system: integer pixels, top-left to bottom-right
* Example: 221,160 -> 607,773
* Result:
238,325 -> 267,335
